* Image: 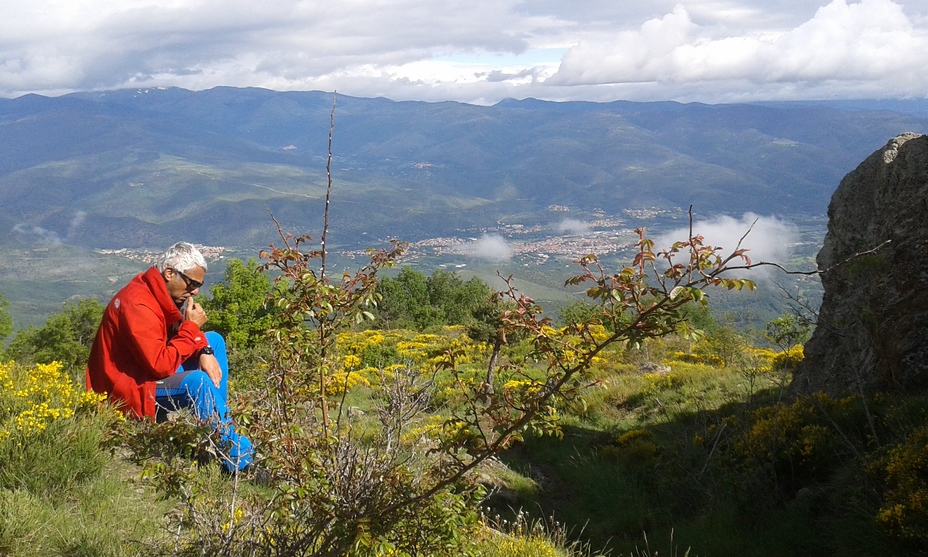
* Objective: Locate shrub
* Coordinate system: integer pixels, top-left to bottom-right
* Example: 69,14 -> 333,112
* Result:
0,360 -> 159,556
876,425 -> 928,542
4,299 -> 104,376
712,393 -> 855,497
202,258 -> 280,350
0,360 -> 116,493
772,345 -> 804,371
602,428 -> 660,464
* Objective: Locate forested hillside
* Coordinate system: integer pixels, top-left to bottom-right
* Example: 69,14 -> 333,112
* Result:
4,87 -> 916,329
1,88 -> 926,249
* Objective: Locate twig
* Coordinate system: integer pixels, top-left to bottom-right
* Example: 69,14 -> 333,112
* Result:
320,92 -> 337,281
723,239 -> 892,276
320,92 -> 337,430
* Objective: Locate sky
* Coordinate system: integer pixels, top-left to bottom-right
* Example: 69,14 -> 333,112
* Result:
2,0 -> 927,104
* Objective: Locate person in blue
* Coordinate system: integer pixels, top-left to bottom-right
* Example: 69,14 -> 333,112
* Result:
87,242 -> 253,473
155,330 -> 253,472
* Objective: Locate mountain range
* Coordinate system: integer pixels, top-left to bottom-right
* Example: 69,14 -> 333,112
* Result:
3,87 -> 927,251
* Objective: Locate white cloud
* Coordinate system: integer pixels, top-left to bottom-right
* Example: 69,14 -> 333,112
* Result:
557,219 -> 591,235
548,0 -> 928,93
1,0 -> 927,103
67,211 -> 87,239
656,213 -> 799,281
13,223 -> 61,245
466,234 -> 513,262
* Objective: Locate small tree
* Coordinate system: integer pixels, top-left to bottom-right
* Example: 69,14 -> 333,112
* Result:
557,299 -> 600,329
701,325 -> 746,368
375,267 -> 496,331
426,270 -> 492,328
375,267 -> 435,329
465,292 -> 514,396
765,311 -> 812,353
202,257 -> 279,350
5,299 -> 103,375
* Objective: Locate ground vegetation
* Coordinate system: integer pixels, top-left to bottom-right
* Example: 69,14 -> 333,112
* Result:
3,270 -> 928,555
2,108 -> 924,557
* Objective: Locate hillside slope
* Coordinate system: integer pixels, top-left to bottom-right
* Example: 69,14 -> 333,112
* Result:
2,88 -> 926,249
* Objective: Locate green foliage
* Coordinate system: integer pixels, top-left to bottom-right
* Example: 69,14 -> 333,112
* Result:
0,292 -> 11,342
118,412 -> 214,486
764,312 -> 812,352
357,340 -> 401,369
4,298 -> 103,375
557,300 -> 600,328
0,360 -> 162,556
697,325 -> 746,368
376,267 -> 434,329
202,258 -> 279,350
877,425 -> 928,542
677,301 -> 719,333
376,267 -> 495,331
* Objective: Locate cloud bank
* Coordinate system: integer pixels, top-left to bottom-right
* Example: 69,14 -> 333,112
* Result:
1,0 -> 926,103
557,219 -> 591,235
656,213 -> 799,280
466,234 -> 512,263
550,1 -> 925,90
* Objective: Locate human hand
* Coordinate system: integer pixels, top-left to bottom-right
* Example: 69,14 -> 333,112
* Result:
185,300 -> 208,328
199,353 -> 222,388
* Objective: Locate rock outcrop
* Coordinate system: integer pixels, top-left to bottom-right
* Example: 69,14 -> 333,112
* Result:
793,133 -> 928,395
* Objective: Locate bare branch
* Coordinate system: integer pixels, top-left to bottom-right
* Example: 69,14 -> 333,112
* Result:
723,239 -> 892,276
320,92 -> 337,282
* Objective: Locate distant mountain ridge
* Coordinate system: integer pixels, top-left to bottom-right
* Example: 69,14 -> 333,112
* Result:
1,87 -> 927,249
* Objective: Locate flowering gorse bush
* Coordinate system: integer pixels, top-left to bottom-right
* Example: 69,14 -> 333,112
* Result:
0,359 -> 120,499
477,508 -> 590,557
697,392 -> 856,500
0,360 -> 106,442
876,425 -> 928,541
771,344 -> 804,371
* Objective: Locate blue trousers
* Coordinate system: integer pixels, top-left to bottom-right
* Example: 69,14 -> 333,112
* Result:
155,332 -> 253,472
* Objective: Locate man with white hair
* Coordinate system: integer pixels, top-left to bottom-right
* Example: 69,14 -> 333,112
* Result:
86,241 -> 252,472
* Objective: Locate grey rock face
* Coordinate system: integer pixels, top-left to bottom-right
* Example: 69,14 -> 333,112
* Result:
793,133 -> 928,395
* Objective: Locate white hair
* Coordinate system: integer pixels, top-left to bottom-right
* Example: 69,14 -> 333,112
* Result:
156,242 -> 208,273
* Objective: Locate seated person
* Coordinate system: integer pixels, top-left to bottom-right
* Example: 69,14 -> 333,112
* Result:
86,242 -> 252,472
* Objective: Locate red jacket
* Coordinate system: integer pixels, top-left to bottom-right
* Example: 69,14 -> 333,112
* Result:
86,266 -> 208,418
